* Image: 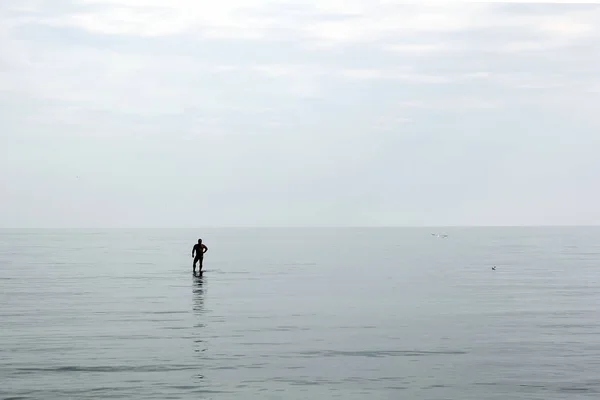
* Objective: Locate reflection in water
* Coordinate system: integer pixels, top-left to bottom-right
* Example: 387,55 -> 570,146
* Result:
192,273 -> 206,315
192,273 -> 208,367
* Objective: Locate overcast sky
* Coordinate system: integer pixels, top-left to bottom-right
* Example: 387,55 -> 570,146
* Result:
1,1 -> 599,228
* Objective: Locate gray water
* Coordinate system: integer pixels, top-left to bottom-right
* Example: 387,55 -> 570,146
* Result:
1,227 -> 600,399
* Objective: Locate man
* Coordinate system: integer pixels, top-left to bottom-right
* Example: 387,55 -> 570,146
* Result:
192,238 -> 208,274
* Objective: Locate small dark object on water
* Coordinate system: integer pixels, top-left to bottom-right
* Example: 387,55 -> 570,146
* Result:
492,266 -> 496,271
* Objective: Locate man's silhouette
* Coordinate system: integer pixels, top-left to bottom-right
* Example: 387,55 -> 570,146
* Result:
192,238 -> 208,274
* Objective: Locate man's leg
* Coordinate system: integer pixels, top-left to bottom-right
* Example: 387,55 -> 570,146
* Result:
193,256 -> 198,274
198,256 -> 204,272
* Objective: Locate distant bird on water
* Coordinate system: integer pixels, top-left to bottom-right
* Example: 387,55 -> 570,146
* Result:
492,266 -> 496,271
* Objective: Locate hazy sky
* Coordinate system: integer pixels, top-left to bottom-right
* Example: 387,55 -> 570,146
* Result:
2,1 -> 600,228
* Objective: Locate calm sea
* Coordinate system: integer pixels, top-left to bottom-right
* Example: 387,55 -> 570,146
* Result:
1,227 -> 600,399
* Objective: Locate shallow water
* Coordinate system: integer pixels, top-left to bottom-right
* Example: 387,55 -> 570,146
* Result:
2,227 -> 600,399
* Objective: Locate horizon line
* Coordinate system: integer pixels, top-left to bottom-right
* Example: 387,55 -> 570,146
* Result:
2,225 -> 600,230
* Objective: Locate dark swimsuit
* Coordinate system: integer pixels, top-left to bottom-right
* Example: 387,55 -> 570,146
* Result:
194,245 -> 204,261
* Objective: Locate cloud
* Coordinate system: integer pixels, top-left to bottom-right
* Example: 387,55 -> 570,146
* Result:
1,1 -> 600,227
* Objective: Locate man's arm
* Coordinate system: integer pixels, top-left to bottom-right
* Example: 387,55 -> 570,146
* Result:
202,244 -> 208,254
192,245 -> 196,257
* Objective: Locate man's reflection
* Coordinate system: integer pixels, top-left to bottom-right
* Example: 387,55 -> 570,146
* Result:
192,274 -> 208,380
192,273 -> 206,317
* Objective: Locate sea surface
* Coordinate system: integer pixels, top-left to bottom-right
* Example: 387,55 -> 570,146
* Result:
1,227 -> 600,399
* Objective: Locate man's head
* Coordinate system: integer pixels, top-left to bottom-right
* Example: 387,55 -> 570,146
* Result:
198,238 -> 202,244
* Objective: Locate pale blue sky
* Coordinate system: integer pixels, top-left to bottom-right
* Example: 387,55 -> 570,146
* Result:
1,1 -> 599,227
